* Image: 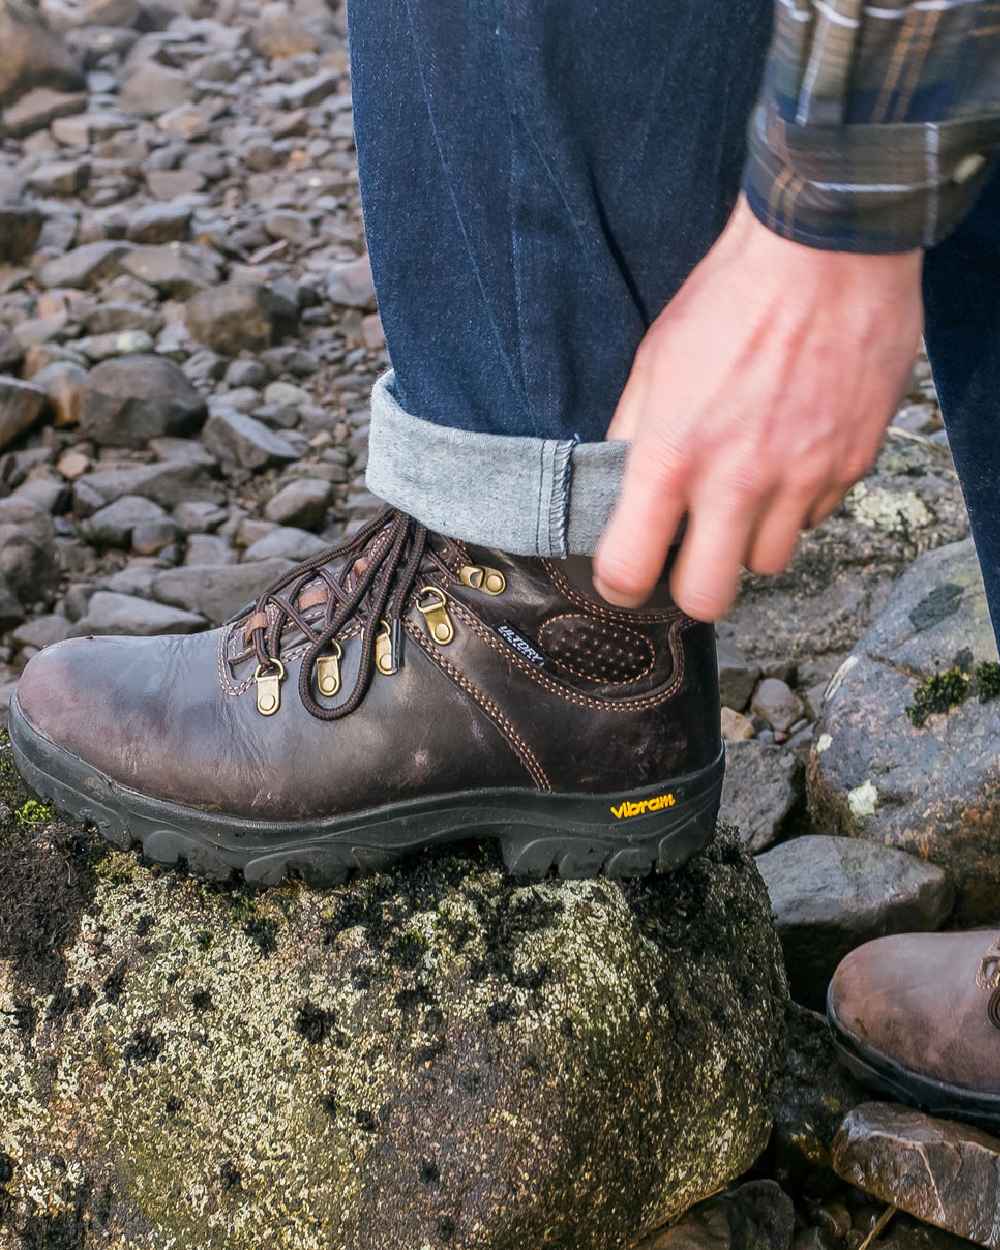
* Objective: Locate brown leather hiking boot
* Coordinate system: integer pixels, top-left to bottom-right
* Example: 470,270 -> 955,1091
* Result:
829,931 -> 1000,1131
9,508 -> 723,886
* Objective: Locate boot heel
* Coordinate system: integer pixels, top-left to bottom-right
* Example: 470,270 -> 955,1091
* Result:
499,755 -> 724,881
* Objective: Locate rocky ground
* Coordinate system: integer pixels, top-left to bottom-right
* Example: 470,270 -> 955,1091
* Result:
1,1 -> 998,1249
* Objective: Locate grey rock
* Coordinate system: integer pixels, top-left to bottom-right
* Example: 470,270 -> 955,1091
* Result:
0,204 -> 44,263
0,496 -> 59,608
284,69 -> 339,109
152,558 -> 295,623
718,643 -> 761,713
83,302 -> 164,337
202,409 -> 300,470
251,1 -> 323,57
758,836 -> 954,1009
27,158 -> 90,198
185,533 -> 236,565
752,679 -> 805,734
80,354 -> 207,448
76,329 -> 156,360
1,85 -> 87,137
121,244 -> 221,297
150,436 -> 217,470
73,590 -> 205,636
0,807 -> 787,1250
833,1104 -> 1000,1248
264,476 -> 332,528
173,499 -> 227,534
126,200 -> 192,245
0,378 -> 47,452
808,538 -> 1000,923
186,283 -> 298,355
82,495 -> 168,548
721,741 -> 802,854
74,461 -> 223,511
243,525 -> 327,562
38,240 -> 131,289
326,252 -> 376,309
131,518 -> 179,555
29,359 -> 87,427
636,1181 -> 795,1250
11,612 -> 71,650
119,60 -> 189,116
0,0 -> 84,106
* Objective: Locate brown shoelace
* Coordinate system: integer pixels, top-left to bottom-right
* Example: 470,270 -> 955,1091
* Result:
245,507 -> 445,720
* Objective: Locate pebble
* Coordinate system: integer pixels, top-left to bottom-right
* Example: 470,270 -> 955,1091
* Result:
83,495 -> 168,548
243,525 -> 328,562
151,558 -> 295,624
263,477 -> 332,529
202,409 -> 300,470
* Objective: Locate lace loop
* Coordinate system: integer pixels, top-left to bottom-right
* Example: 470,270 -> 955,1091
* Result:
245,508 -> 439,721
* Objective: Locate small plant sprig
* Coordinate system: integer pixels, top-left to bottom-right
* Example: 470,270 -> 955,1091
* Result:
906,659 -> 1000,727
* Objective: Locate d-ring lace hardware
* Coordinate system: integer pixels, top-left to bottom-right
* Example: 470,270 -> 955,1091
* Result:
458,564 -> 506,595
255,659 -> 285,717
316,642 -> 343,697
375,619 -> 401,676
417,586 -> 454,645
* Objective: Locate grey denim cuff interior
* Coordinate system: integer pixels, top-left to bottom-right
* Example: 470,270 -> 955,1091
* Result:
365,372 -> 627,558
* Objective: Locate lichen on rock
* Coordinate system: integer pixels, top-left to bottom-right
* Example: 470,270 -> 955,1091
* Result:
0,734 -> 786,1250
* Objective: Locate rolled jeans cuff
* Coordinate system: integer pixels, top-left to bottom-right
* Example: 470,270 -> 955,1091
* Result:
365,372 -> 627,558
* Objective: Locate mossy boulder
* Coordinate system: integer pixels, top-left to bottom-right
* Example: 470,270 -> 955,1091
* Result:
0,732 -> 787,1250
808,539 -> 1000,924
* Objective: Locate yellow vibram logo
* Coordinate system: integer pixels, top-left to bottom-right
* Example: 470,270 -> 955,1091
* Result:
610,793 -> 677,820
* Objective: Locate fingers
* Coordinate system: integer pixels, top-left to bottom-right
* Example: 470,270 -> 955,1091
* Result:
747,487 -> 812,575
669,482 -> 762,620
593,446 -> 686,607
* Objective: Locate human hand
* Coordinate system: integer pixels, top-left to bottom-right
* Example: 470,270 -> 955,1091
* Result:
593,195 -> 924,620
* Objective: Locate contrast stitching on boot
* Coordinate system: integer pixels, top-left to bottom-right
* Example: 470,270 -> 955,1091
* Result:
446,597 -> 691,710
541,559 -> 680,624
404,618 -> 550,792
218,621 -> 364,697
537,613 -> 656,685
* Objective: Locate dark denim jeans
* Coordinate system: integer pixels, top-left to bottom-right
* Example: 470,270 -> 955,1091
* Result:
348,1 -> 1000,624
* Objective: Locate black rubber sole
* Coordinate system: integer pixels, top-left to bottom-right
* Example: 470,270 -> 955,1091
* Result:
8,693 -> 725,889
829,990 -> 1000,1132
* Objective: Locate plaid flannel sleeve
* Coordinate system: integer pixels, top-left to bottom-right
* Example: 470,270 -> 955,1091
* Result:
743,0 -> 1000,252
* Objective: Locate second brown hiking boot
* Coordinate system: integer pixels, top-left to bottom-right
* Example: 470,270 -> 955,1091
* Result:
9,507 -> 723,886
829,931 -> 1000,1131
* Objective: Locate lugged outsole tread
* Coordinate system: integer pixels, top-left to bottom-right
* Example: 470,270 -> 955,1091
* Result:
10,703 -> 721,890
